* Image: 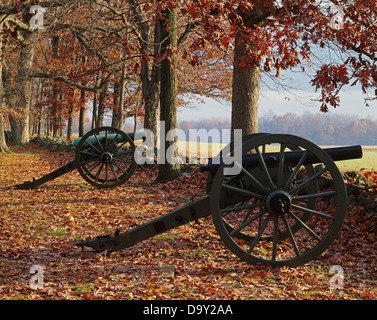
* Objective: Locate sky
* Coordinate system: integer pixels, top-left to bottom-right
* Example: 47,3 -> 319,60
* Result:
177,88 -> 377,123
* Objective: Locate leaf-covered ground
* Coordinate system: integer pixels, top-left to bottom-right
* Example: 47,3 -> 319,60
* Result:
0,143 -> 376,300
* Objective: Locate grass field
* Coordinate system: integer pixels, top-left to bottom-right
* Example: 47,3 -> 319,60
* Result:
335,146 -> 376,171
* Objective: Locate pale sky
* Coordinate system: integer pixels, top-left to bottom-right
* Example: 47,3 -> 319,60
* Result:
178,89 -> 377,122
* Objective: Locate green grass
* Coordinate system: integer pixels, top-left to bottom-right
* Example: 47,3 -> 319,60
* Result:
336,147 -> 376,171
46,229 -> 66,236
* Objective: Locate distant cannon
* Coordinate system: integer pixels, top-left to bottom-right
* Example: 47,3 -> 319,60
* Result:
14,127 -> 146,189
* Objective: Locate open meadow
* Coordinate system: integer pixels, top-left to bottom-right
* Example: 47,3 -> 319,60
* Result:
0,142 -> 376,301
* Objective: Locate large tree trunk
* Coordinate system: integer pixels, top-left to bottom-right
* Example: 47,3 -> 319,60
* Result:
156,8 -> 181,182
91,91 -> 97,130
231,7 -> 266,138
78,89 -> 86,137
66,106 -> 73,140
96,88 -> 106,128
8,10 -> 37,145
231,32 -> 260,136
0,114 -> 10,153
111,81 -> 120,129
112,61 -> 126,130
140,18 -> 161,145
0,20 -> 10,153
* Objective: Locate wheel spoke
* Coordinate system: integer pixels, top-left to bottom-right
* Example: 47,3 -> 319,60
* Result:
220,202 -> 263,215
292,190 -> 337,202
110,132 -> 119,151
291,204 -> 335,221
86,159 -> 101,173
289,167 -> 328,195
94,134 -> 104,152
229,209 -> 266,237
272,215 -> 279,261
113,156 -> 133,164
222,184 -> 265,199
248,213 -> 272,253
80,150 -> 100,158
95,163 -> 105,182
109,163 -> 120,182
255,147 -> 275,190
84,140 -> 102,155
114,141 -> 130,153
281,215 -> 301,257
283,150 -> 309,191
234,161 -> 268,194
105,163 -> 108,184
287,211 -> 322,242
80,158 -> 100,166
112,160 -> 129,175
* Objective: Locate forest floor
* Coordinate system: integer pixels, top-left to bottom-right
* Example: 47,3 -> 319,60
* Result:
0,143 -> 376,301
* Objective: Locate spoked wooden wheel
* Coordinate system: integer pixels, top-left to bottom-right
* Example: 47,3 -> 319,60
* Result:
207,133 -> 317,243
210,134 -> 347,267
76,127 -> 137,188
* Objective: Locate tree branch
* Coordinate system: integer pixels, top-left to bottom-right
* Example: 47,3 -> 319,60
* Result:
31,72 -> 104,93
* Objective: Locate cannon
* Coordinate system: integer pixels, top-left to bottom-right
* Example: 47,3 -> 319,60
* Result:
14,127 -> 146,189
76,133 -> 363,267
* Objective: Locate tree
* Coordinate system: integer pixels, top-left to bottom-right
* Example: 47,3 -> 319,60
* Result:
0,12 -> 10,153
1,6 -> 37,145
183,0 -> 377,137
231,5 -> 267,136
156,6 -> 181,182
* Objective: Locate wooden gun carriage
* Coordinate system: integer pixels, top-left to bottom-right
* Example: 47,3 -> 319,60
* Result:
76,133 -> 363,267
14,127 -> 146,189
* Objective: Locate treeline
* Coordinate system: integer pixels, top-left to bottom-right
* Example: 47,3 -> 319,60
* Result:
178,112 -> 377,145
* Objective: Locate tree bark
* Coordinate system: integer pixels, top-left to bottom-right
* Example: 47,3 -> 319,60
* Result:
156,8 -> 181,182
231,32 -> 260,136
111,81 -> 120,129
66,105 -> 73,140
111,61 -> 126,130
231,7 -> 267,138
91,91 -> 97,130
0,114 -> 10,153
0,19 -> 10,153
140,18 -> 161,145
7,9 -> 37,145
96,88 -> 106,128
78,89 -> 86,137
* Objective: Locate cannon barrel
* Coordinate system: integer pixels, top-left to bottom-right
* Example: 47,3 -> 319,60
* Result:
70,131 -> 146,147
200,145 -> 363,176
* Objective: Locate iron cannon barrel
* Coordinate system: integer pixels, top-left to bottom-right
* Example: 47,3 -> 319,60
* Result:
70,131 -> 146,147
200,145 -> 363,176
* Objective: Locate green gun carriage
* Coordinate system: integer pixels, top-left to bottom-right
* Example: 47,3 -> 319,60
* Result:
14,127 -> 146,189
76,133 -> 363,267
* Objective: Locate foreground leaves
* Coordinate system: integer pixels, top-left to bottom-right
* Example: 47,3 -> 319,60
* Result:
0,144 -> 376,300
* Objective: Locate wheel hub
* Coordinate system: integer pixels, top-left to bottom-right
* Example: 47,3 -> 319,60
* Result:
266,190 -> 292,215
101,152 -> 113,164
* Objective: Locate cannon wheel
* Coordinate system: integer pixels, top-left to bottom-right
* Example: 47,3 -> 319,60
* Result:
76,127 -> 137,188
210,134 -> 347,267
207,133 -> 317,243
